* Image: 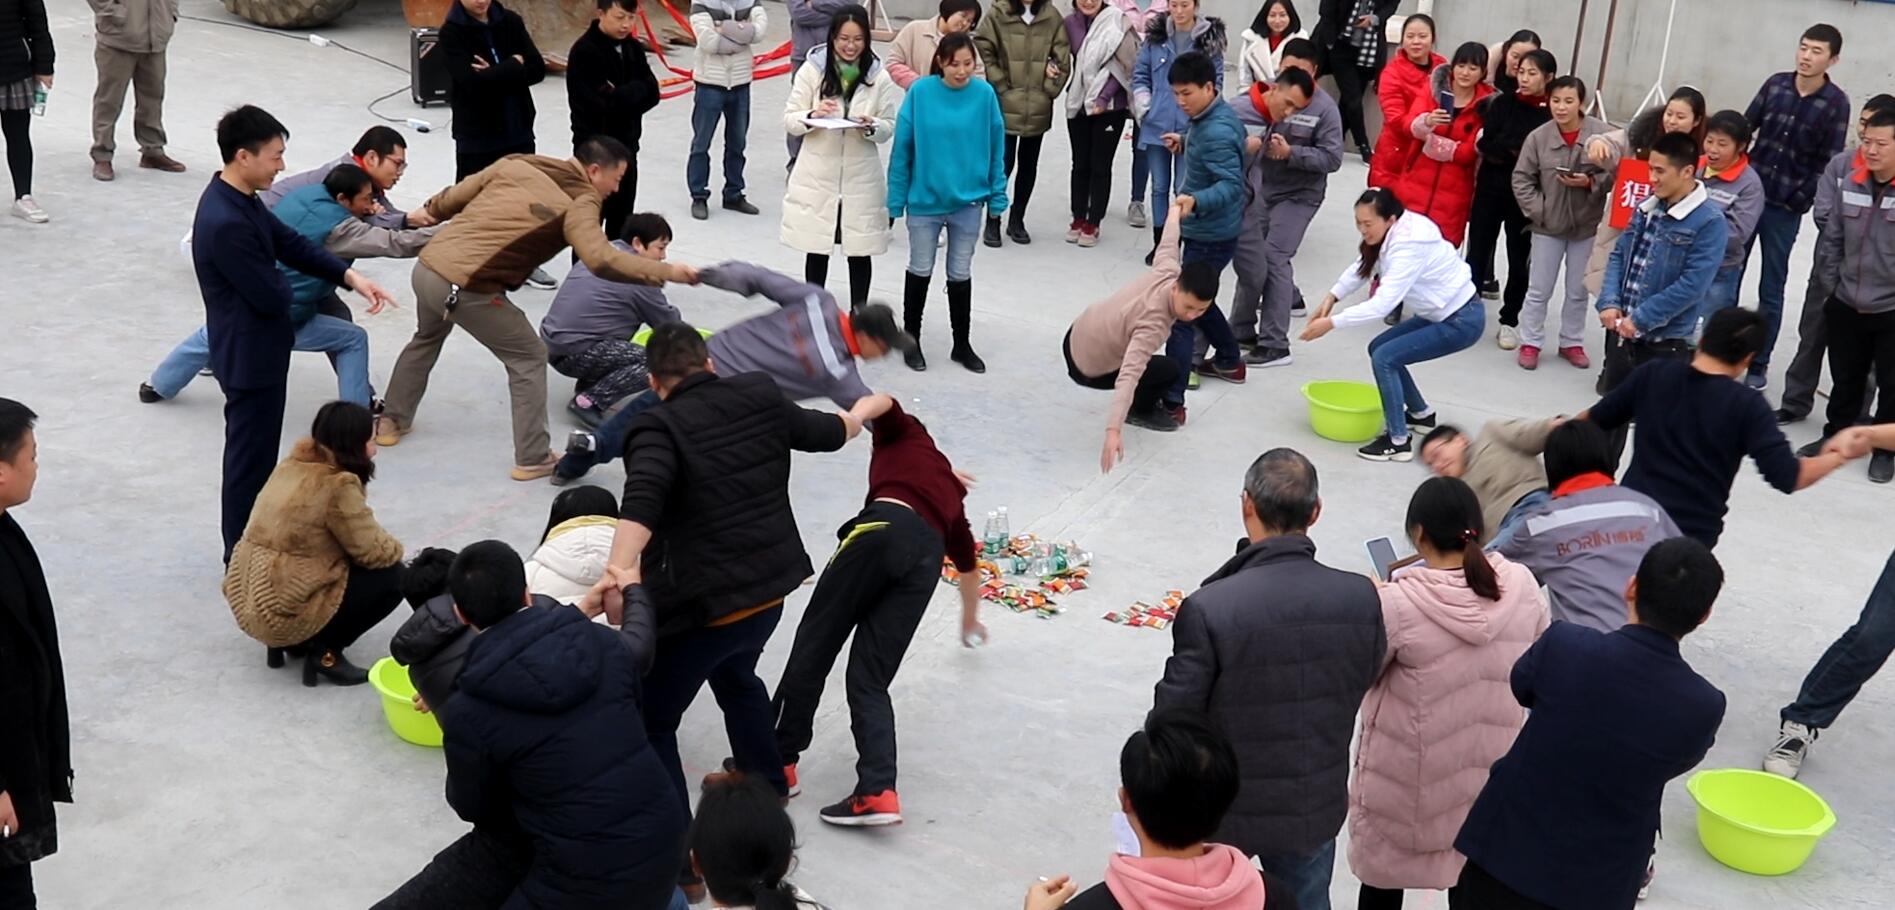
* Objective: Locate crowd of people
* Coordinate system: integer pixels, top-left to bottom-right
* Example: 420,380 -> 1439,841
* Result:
4,0 -> 1895,907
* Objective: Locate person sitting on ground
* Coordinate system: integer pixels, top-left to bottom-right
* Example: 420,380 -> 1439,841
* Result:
1453,538 -> 1728,909
540,212 -> 683,425
525,484 -> 620,607
144,163 -> 436,407
1494,420 -> 1679,632
1578,307 -> 1851,549
1022,711 -> 1299,910
223,401 -> 405,687
555,262 -> 912,484
261,125 -> 439,229
1416,418 -> 1556,548
689,775 -> 828,909
388,546 -> 465,713
1066,200 -> 1216,468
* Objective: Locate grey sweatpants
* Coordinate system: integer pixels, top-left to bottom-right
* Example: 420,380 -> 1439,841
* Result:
1518,232 -> 1596,350
1229,195 -> 1320,353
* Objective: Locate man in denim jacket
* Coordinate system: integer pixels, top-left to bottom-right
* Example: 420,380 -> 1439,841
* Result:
1596,132 -> 1730,392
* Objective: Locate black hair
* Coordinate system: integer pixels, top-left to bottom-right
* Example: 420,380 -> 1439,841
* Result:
449,540 -> 529,629
1241,448 -> 1318,533
351,125 -> 407,159
1401,12 -> 1434,39
1802,23 -> 1842,57
1353,188 -> 1406,279
1634,537 -> 1723,638
1516,48 -> 1557,82
820,5 -> 878,100
1698,307 -> 1767,366
322,163 -> 375,203
1249,0 -> 1300,40
311,400 -> 376,485
1500,28 -> 1541,56
1405,476 -> 1500,601
1278,36 -> 1319,67
0,398 -> 35,466
937,0 -> 980,24
596,0 -> 637,10
620,211 -> 674,246
689,775 -> 808,910
1450,40 -> 1489,73
1704,110 -> 1753,149
1864,108 -> 1895,134
1175,260 -> 1221,303
932,32 -> 978,76
1865,94 -> 1895,118
1418,424 -> 1464,454
647,322 -> 711,383
1167,50 -> 1218,88
542,485 -> 618,544
1546,74 -> 1588,104
1649,131 -> 1701,171
1276,66 -> 1316,100
1630,87 -> 1709,158
1121,710 -> 1240,850
401,547 -> 460,609
216,104 -> 289,165
1543,420 -> 1616,488
576,136 -> 633,169
1668,86 -> 1709,145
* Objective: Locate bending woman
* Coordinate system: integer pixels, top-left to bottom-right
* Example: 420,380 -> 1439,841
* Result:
1301,188 -> 1484,462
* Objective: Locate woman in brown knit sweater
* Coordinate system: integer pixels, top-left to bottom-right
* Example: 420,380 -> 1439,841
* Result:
224,401 -> 405,686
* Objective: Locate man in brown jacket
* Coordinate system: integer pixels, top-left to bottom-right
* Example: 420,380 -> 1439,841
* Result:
87,0 -> 184,180
377,137 -> 697,481
1419,417 -> 1560,547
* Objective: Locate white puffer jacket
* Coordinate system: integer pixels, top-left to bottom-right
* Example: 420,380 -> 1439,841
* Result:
691,0 -> 768,88
524,516 -> 616,610
781,52 -> 903,257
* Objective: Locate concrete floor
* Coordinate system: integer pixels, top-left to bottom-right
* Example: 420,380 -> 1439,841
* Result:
9,2 -> 1893,907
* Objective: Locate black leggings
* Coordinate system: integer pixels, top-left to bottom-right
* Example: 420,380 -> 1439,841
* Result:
1069,111 -> 1129,225
1326,52 -> 1374,148
1465,178 -> 1533,323
1003,133 -> 1045,223
309,563 -> 404,652
806,253 -> 872,310
3,109 -> 32,199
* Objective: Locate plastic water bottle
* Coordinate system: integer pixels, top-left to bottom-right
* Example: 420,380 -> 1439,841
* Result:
995,506 -> 1011,546
30,85 -> 46,117
982,511 -> 1001,556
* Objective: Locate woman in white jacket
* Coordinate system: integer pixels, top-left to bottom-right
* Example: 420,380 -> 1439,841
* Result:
782,5 -> 903,311
1237,0 -> 1305,86
523,485 -> 619,608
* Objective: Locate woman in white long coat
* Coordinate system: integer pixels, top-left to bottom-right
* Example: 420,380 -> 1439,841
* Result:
782,5 -> 903,310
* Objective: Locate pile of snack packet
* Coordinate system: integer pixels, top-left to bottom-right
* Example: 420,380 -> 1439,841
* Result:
1103,590 -> 1184,631
940,529 -> 1092,620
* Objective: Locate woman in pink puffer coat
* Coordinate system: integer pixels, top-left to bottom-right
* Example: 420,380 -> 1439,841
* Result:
1348,476 -> 1549,910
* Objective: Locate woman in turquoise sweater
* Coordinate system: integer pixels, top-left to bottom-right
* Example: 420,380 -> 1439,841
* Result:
887,32 -> 1008,374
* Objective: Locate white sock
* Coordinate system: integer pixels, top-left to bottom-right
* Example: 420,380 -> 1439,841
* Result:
1409,407 -> 1434,419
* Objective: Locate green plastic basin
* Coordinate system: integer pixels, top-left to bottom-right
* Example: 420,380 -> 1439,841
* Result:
369,658 -> 443,748
1687,768 -> 1836,876
1301,380 -> 1384,443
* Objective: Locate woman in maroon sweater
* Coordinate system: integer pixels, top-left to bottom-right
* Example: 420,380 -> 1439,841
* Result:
769,393 -> 986,828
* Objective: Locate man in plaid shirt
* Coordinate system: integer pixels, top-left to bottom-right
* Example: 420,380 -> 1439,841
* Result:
1738,23 -> 1850,391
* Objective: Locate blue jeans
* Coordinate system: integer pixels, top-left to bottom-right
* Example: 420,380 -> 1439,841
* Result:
1698,262 -> 1744,338
1255,838 -> 1336,910
905,204 -> 982,281
1782,549 -> 1895,730
667,888 -> 690,910
687,82 -> 749,202
1747,204 -> 1803,370
1367,298 -> 1486,442
1162,237 -> 1244,406
150,316 -> 372,406
555,389 -> 662,481
1143,144 -> 1182,226
1487,488 -> 1552,552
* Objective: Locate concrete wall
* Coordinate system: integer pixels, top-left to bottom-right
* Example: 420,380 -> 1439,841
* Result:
875,0 -> 1895,122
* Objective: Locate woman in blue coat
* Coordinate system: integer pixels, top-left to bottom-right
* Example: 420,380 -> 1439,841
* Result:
1130,0 -> 1225,248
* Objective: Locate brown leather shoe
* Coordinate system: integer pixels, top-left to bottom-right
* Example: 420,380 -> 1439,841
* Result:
91,160 -> 115,182
139,153 -> 187,173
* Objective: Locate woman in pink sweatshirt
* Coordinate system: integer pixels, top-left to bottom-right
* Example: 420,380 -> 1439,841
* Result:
1348,476 -> 1548,910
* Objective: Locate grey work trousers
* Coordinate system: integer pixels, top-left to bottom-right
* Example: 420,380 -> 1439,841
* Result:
91,44 -> 168,161
1230,194 -> 1320,353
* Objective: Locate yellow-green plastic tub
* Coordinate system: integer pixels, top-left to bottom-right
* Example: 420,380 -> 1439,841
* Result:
1687,768 -> 1836,875
369,658 -> 443,748
1301,380 -> 1384,443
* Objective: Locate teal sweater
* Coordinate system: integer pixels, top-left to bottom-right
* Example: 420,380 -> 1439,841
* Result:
887,75 -> 1009,219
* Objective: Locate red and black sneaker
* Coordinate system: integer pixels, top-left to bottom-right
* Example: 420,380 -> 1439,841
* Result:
717,757 -> 801,799
818,790 -> 902,827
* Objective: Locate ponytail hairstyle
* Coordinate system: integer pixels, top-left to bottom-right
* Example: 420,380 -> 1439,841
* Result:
311,400 -> 376,485
690,775 -> 814,910
819,5 -> 878,100
1404,476 -> 1501,601
932,31 -> 978,77
1353,188 -> 1405,279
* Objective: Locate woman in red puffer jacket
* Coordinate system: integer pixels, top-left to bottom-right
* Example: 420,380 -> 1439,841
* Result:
1367,12 -> 1441,190
1393,41 -> 1493,247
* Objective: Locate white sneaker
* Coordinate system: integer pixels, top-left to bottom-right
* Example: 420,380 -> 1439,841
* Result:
1638,857 -> 1655,900
10,195 -> 48,223
1763,721 -> 1816,778
1496,325 -> 1520,351
1127,200 -> 1148,228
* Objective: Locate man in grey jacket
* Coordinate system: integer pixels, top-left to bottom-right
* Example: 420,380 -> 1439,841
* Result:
1228,42 -> 1338,368
541,213 -> 682,425
88,0 -> 184,181
261,125 -> 440,231
1151,447 -> 1383,910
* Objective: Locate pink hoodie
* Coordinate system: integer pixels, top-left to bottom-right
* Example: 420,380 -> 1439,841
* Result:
1103,844 -> 1267,910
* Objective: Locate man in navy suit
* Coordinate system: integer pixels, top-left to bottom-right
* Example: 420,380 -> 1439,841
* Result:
191,105 -> 396,560
1452,537 -> 1728,910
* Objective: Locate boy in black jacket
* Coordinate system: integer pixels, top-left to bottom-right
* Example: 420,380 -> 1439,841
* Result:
567,0 -> 662,236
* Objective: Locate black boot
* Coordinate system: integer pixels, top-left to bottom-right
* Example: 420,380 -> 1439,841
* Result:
983,215 -> 1003,248
1144,223 -> 1162,266
947,279 -> 985,373
303,648 -> 370,687
265,643 -> 308,669
1006,217 -> 1032,245
902,271 -> 930,371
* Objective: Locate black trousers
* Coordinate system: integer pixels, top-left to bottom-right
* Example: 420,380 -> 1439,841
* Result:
1069,111 -> 1129,225
310,563 -> 405,651
370,825 -> 533,910
1448,861 -> 1557,909
644,608 -> 789,804
0,862 -> 34,910
1823,297 -> 1895,438
1466,180 -> 1532,323
806,252 -> 872,310
1326,50 -> 1375,148
1003,133 -> 1045,223
455,140 -> 536,182
772,503 -> 942,796
601,166 -> 638,239
1063,328 -> 1183,417
219,380 -> 288,561
1,108 -> 30,199
1601,334 -> 1693,466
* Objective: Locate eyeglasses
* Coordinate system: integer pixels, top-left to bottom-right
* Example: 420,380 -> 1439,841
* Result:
386,157 -> 409,173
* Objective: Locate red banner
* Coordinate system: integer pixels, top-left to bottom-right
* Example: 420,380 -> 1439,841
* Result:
1607,158 -> 1654,230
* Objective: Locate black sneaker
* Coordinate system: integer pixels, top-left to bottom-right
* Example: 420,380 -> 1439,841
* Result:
565,428 -> 597,459
722,196 -> 760,216
1125,406 -> 1180,432
1243,347 -> 1293,368
1478,279 -> 1500,300
567,398 -> 605,428
525,267 -> 558,291
690,198 -> 709,220
1872,451 -> 1895,484
1358,143 -> 1373,165
138,382 -> 163,403
1406,410 -> 1437,430
1775,408 -> 1806,425
1357,434 -> 1414,462
1006,220 -> 1032,245
1795,437 -> 1829,458
1290,294 -> 1307,317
